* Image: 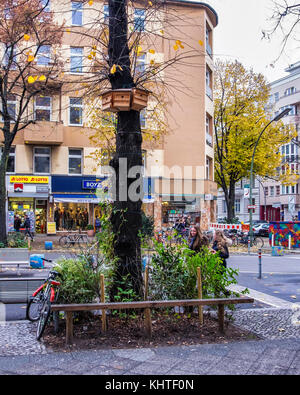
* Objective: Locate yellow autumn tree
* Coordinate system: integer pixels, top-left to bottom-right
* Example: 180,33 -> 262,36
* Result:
214,60 -> 296,222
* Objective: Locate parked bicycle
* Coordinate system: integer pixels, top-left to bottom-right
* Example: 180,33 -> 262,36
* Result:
235,231 -> 264,248
59,230 -> 89,250
26,258 -> 62,340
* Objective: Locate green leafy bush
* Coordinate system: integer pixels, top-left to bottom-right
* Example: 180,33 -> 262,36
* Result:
2,233 -> 28,248
53,257 -> 103,304
149,241 -> 241,301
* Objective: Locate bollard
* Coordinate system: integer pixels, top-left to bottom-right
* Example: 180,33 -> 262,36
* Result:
289,235 -> 292,250
258,248 -> 262,279
271,234 -> 274,247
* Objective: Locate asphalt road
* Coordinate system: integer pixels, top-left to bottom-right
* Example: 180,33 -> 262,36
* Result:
228,254 -> 300,305
1,253 -> 300,321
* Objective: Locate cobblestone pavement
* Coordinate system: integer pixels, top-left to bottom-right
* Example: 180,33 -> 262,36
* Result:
0,306 -> 300,375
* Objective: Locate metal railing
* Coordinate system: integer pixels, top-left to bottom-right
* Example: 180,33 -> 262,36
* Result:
0,277 -> 46,304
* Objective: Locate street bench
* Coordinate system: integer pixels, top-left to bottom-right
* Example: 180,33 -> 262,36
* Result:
52,296 -> 254,344
0,261 -> 28,275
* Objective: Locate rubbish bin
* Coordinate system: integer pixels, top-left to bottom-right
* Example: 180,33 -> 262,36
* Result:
30,254 -> 45,269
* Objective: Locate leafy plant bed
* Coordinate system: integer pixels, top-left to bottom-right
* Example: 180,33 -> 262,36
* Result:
40,311 -> 259,352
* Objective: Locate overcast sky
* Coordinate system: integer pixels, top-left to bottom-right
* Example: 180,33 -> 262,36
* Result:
208,0 -> 300,83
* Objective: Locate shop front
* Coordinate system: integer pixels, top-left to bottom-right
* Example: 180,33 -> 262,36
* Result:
6,175 -> 50,233
51,176 -> 107,231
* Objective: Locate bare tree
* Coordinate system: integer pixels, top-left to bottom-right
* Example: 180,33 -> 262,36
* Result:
0,0 -> 64,245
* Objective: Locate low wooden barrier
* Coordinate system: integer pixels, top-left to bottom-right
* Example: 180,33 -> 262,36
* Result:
51,265 -> 254,344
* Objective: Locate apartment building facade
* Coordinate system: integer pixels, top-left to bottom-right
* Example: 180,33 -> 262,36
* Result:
1,0 -> 218,234
260,62 -> 300,222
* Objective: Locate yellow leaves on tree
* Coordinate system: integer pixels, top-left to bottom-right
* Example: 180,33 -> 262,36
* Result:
214,60 -> 296,220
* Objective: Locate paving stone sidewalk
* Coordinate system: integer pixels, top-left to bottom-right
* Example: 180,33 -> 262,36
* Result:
0,306 -> 300,375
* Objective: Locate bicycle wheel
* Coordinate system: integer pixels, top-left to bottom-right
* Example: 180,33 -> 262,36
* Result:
253,237 -> 264,248
36,298 -> 51,340
59,235 -> 70,248
77,235 -> 89,250
26,293 -> 44,322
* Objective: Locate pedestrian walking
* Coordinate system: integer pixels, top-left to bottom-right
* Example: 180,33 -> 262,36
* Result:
188,225 -> 209,253
95,216 -> 101,233
14,215 -> 21,232
23,215 -> 34,242
212,230 -> 229,268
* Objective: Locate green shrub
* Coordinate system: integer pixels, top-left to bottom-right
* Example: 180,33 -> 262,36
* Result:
53,257 -> 103,304
4,233 -> 28,248
149,241 -> 242,301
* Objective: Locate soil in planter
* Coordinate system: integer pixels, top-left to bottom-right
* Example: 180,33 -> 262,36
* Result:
40,310 -> 260,352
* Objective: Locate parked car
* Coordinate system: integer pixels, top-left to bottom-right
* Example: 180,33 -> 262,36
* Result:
253,223 -> 269,237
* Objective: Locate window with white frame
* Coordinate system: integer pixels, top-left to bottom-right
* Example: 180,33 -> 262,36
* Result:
134,8 -> 145,32
206,25 -> 212,56
70,47 -> 83,73
35,96 -> 51,121
72,1 -> 83,26
206,113 -> 213,146
235,199 -> 241,214
103,4 -> 109,23
284,87 -> 296,96
68,148 -> 82,174
1,94 -> 17,123
3,44 -> 17,70
222,200 -> 227,213
37,45 -> 51,66
140,109 -> 146,129
69,97 -> 83,125
34,147 -> 50,174
206,66 -> 213,99
206,156 -> 212,180
270,186 -> 274,196
135,53 -> 146,76
0,146 -> 15,173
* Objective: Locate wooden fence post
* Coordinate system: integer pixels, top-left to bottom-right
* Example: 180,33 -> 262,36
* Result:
144,265 -> 152,338
218,304 -> 225,334
66,311 -> 73,345
100,274 -> 107,333
197,267 -> 203,325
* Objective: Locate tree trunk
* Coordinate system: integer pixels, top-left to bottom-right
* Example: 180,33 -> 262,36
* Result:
108,0 -> 143,299
0,147 -> 9,246
226,179 -> 236,223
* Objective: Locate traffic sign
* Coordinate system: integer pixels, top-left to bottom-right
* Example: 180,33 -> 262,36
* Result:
248,205 -> 256,209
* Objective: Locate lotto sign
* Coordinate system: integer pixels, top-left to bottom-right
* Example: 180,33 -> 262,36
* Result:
10,175 -> 49,184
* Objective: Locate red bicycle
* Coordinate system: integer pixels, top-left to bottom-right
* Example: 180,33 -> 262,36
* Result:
26,259 -> 62,340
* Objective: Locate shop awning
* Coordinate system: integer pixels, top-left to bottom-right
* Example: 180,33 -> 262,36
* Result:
53,194 -> 102,203
53,194 -> 155,204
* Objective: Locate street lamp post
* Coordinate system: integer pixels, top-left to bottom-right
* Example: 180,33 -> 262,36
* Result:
249,108 -> 292,246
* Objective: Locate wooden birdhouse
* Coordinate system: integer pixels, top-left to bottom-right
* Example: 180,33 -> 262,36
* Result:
131,88 -> 149,111
101,88 -> 149,112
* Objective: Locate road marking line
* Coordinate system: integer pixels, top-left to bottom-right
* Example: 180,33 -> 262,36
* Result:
228,284 -> 297,309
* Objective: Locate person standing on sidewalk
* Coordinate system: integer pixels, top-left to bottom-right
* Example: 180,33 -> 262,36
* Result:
188,225 -> 209,253
23,215 -> 34,242
212,230 -> 229,268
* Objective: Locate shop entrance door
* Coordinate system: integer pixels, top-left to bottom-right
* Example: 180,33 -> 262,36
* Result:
35,200 -> 47,234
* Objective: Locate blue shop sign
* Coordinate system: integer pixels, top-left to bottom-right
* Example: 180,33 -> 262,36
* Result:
82,179 -> 106,190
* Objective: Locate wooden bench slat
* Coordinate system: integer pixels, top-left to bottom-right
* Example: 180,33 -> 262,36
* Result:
51,297 -> 254,312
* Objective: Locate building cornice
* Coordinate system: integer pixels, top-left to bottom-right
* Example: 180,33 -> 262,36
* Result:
165,0 -> 218,27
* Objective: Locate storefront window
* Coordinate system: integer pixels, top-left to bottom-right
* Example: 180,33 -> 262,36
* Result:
54,202 -> 89,231
34,147 -> 50,174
